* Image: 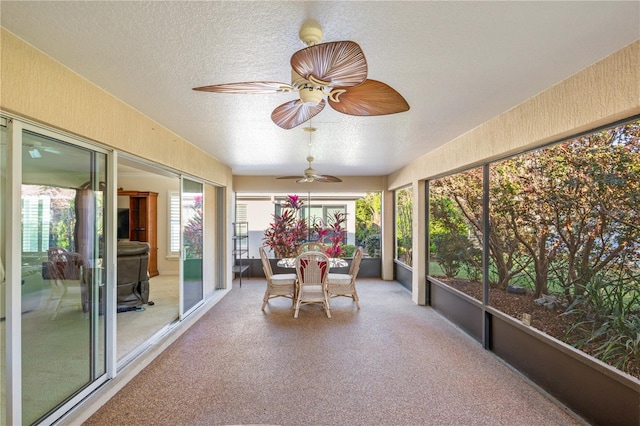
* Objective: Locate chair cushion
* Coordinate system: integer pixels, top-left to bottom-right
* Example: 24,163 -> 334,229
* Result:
299,284 -> 325,300
270,273 -> 297,286
327,273 -> 352,285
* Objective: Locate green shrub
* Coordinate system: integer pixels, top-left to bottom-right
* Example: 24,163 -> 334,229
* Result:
364,234 -> 381,257
564,273 -> 640,373
341,244 -> 356,258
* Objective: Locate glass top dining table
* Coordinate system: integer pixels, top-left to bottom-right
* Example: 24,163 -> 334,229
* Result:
276,257 -> 348,269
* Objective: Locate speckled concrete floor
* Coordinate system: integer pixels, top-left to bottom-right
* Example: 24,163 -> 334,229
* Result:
83,279 -> 582,426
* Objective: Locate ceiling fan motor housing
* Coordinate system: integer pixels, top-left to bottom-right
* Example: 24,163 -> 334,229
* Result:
291,70 -> 325,105
299,19 -> 323,45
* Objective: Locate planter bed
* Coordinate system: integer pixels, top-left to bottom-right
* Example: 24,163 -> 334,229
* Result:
428,276 -> 640,426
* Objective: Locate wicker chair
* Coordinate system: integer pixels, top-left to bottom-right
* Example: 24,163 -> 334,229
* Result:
327,246 -> 363,309
297,241 -> 324,255
294,251 -> 331,318
259,246 -> 296,311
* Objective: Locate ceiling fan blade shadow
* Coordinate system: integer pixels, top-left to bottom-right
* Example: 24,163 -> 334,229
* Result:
291,41 -> 367,88
271,99 -> 325,130
193,81 -> 293,94
328,79 -> 410,116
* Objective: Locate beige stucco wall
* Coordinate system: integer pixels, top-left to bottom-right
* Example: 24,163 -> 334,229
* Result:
0,28 -> 232,187
387,40 -> 640,188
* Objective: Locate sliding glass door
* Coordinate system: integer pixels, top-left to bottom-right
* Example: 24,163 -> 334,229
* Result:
181,177 -> 204,317
20,128 -> 107,424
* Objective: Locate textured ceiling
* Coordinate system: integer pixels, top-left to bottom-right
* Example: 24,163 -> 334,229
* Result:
1,1 -> 639,177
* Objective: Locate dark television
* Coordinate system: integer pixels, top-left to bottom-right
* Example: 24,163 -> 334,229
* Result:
117,208 -> 129,240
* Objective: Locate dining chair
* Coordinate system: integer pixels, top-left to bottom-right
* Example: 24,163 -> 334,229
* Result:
327,246 -> 363,309
297,241 -> 324,255
259,246 -> 297,311
294,251 -> 331,318
44,247 -> 85,319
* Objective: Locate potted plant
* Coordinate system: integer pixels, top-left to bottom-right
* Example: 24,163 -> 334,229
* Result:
263,195 -> 308,258
264,195 -> 351,259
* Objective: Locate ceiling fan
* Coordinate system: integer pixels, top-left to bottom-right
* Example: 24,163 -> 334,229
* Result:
193,20 -> 409,130
277,155 -> 342,183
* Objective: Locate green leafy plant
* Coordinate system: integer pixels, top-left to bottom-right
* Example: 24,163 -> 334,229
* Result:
396,187 -> 413,266
341,244 -> 356,258
564,273 -> 640,372
355,193 -> 381,249
364,234 -> 380,257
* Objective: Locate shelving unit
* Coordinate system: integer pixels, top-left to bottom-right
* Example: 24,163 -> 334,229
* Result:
232,221 -> 249,286
118,190 -> 159,277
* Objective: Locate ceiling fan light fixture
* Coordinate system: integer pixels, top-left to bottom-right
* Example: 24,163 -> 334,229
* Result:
299,87 -> 323,105
28,148 -> 42,159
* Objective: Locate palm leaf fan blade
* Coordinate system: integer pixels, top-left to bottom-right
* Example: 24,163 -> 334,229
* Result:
291,41 -> 368,87
276,176 -> 304,180
192,81 -> 293,94
328,79 -> 410,116
313,175 -> 342,183
271,99 -> 326,129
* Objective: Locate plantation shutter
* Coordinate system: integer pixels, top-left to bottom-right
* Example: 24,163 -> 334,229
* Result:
169,192 -> 180,254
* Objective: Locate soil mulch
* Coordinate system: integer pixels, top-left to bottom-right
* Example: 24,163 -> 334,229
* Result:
434,277 -> 640,380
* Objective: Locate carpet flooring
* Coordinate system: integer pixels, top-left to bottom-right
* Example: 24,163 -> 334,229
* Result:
83,279 -> 583,425
116,274 -> 179,360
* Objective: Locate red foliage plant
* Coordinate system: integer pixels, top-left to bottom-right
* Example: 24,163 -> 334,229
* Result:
263,195 -> 308,258
263,195 -> 348,258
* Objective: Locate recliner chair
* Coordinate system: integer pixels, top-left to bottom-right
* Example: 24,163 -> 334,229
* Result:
117,241 -> 150,308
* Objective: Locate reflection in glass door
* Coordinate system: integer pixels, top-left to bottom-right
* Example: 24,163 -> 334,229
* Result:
20,130 -> 106,424
181,178 -> 204,316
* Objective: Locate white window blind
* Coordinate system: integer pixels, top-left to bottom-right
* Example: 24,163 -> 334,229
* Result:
169,192 -> 180,254
236,204 -> 247,222
22,195 -> 51,252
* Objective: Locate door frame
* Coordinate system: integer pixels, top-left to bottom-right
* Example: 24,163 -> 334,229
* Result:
179,176 -> 205,319
2,115 -> 113,425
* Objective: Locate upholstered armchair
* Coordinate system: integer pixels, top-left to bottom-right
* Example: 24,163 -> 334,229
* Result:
117,240 -> 150,308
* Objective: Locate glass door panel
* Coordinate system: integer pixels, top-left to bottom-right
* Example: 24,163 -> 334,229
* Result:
181,178 -> 203,316
21,130 -> 106,424
216,186 -> 225,290
0,118 -> 7,423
